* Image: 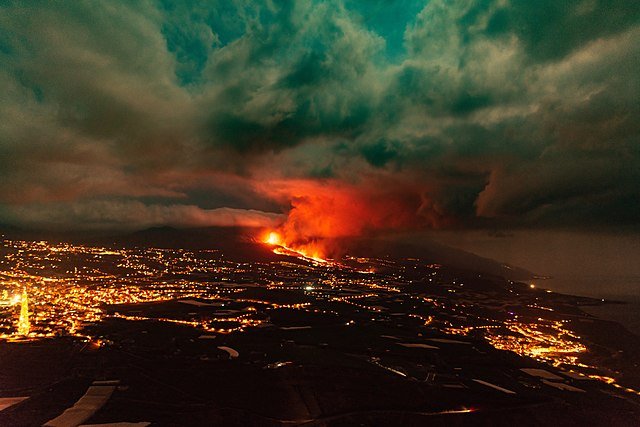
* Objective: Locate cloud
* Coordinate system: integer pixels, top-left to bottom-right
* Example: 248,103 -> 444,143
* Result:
0,0 -> 638,232
2,200 -> 281,231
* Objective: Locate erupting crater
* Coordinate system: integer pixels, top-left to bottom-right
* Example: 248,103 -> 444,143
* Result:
260,230 -> 333,266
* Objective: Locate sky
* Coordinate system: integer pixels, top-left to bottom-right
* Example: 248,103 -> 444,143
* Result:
1,0 -> 639,269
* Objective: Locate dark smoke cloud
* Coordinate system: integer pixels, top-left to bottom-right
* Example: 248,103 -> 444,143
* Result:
0,0 -> 638,232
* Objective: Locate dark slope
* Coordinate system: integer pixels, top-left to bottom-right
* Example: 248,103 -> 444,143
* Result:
335,236 -> 533,280
101,226 -> 288,263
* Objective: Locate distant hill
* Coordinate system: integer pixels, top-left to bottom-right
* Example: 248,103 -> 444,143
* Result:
99,226 -> 290,263
0,224 -> 112,243
335,236 -> 533,280
0,224 -> 533,280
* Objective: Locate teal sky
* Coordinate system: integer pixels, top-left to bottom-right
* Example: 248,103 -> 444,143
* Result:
0,0 -> 639,234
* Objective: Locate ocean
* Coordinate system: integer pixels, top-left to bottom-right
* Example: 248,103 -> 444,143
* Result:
532,275 -> 640,336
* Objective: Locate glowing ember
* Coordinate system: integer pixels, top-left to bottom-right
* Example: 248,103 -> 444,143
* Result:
262,230 -> 332,265
265,232 -> 281,246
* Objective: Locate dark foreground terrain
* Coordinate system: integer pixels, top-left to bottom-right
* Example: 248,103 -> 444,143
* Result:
1,232 -> 639,426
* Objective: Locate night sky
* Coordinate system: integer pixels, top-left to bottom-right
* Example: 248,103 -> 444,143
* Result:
1,1 -> 639,284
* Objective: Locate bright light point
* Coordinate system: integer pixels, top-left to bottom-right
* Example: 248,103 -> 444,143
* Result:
265,232 -> 281,245
530,284 -> 535,289
305,285 -> 314,291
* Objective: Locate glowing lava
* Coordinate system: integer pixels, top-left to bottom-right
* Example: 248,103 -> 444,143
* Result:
266,232 -> 281,246
261,230 -> 331,265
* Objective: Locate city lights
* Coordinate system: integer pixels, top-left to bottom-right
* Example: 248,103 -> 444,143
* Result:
0,236 -> 635,397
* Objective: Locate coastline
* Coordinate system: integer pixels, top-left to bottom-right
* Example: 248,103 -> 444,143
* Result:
580,300 -> 640,337
532,275 -> 640,337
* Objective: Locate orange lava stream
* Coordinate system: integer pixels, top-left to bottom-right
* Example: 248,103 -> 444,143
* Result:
261,231 -> 333,266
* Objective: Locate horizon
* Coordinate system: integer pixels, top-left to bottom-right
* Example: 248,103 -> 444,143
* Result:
2,223 -> 639,298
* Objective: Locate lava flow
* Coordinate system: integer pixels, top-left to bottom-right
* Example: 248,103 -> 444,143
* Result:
261,231 -> 333,265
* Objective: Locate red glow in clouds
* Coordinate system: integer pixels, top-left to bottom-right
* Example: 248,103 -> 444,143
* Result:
257,179 -> 448,261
